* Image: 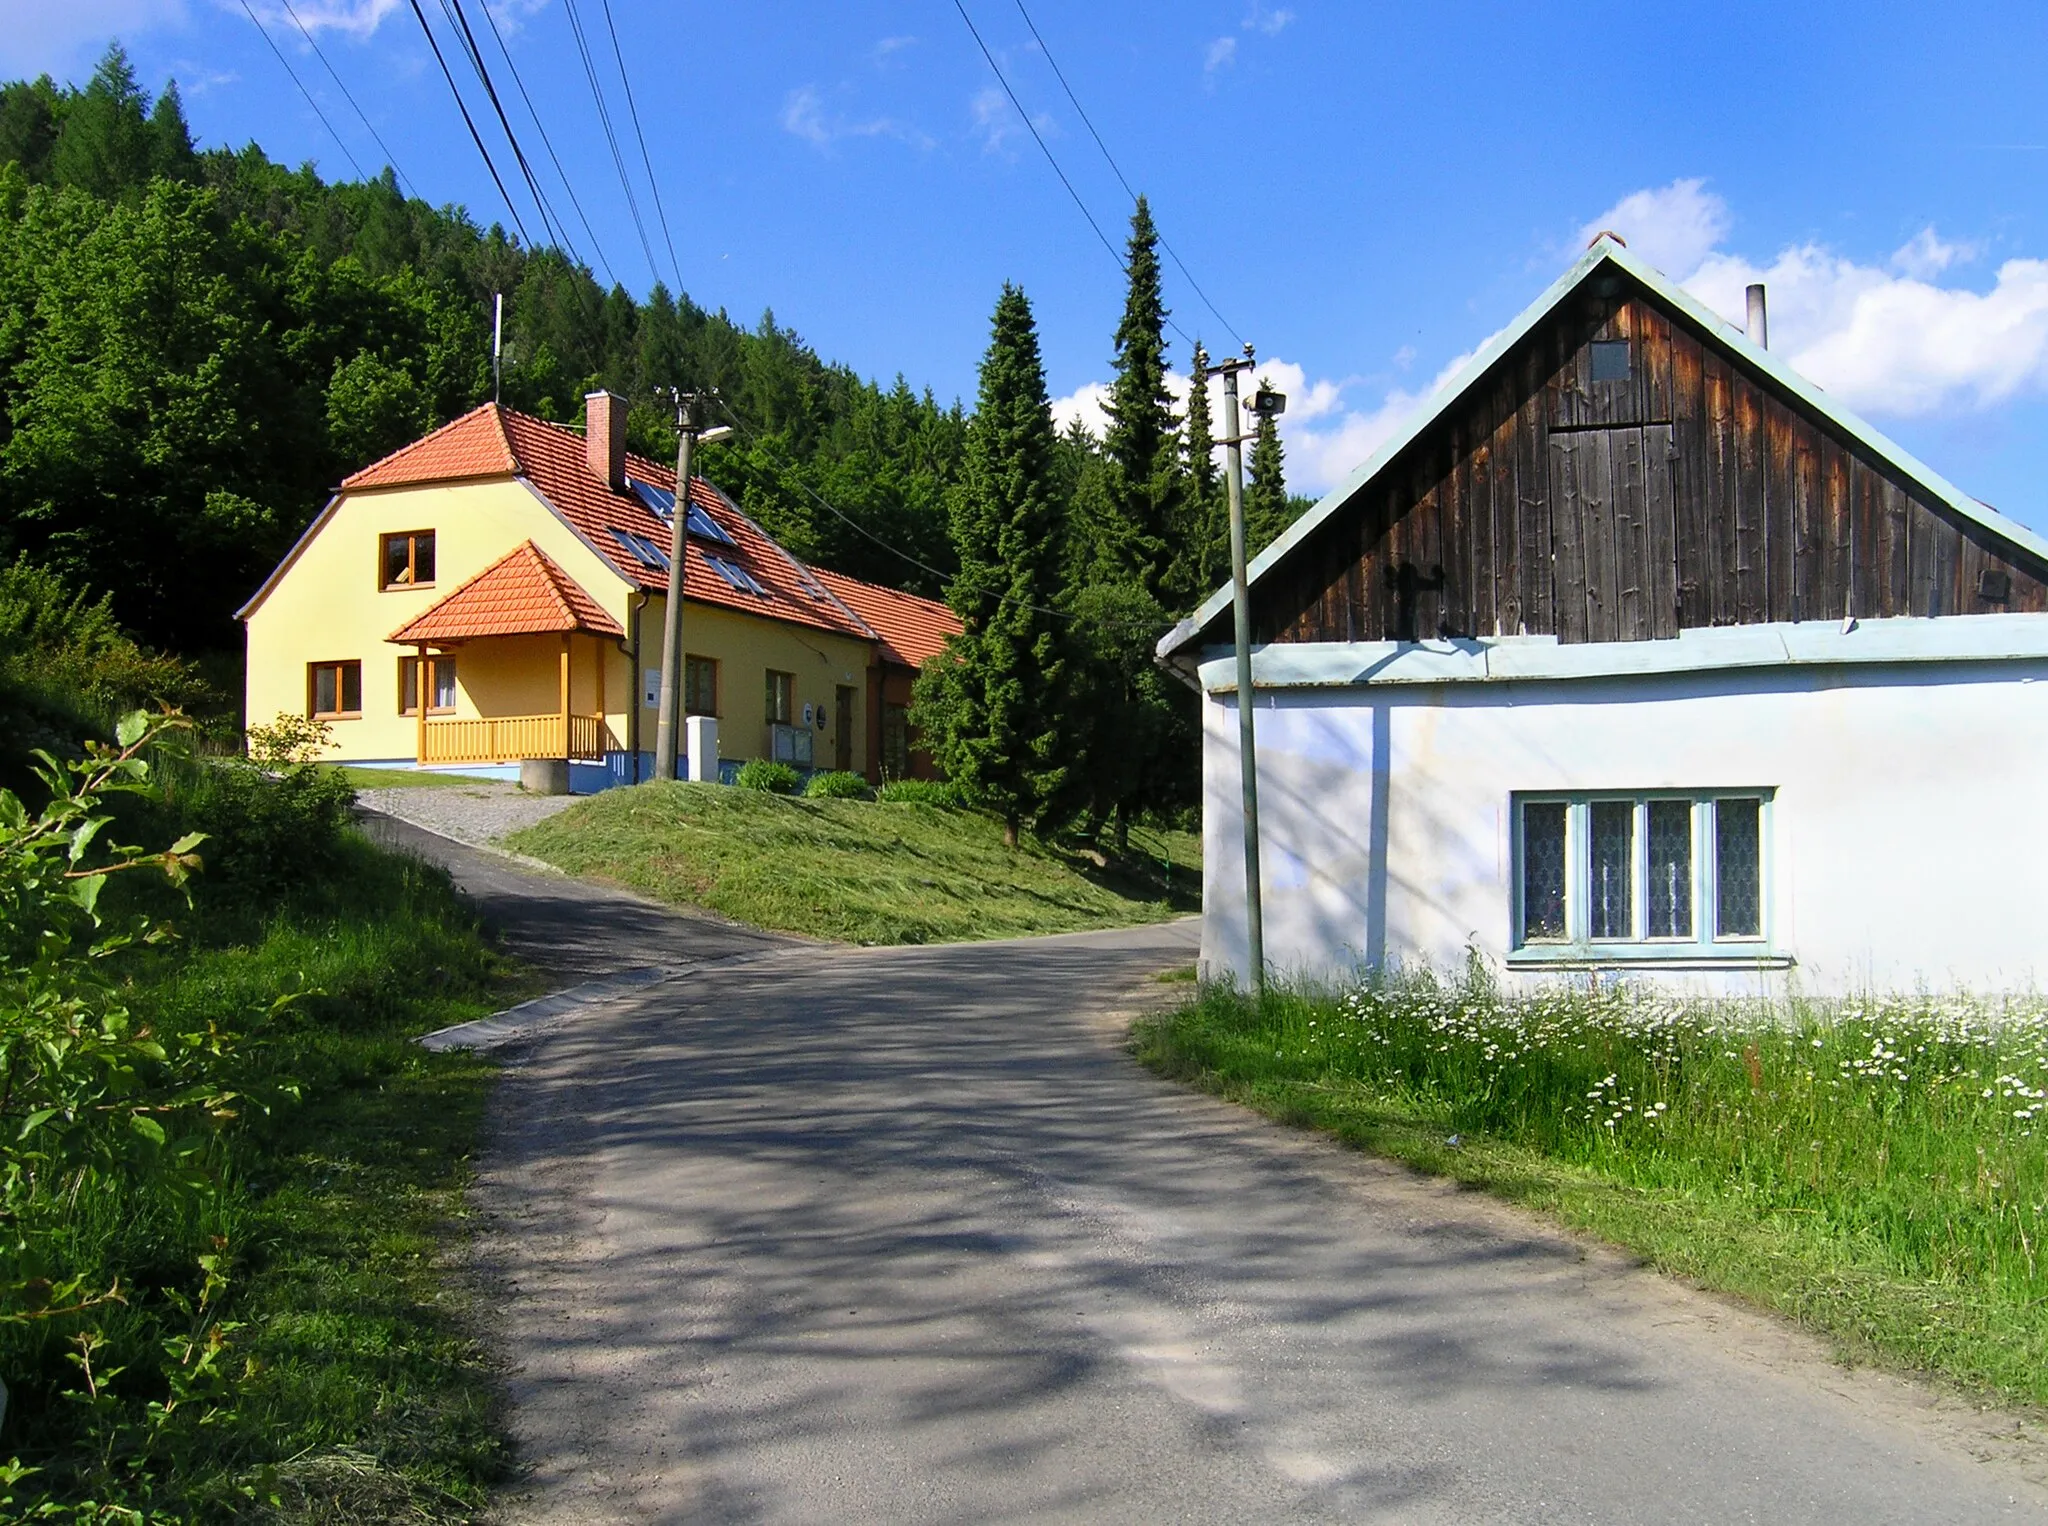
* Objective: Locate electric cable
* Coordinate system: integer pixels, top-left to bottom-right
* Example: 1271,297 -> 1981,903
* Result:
405,0 -> 532,243
950,1 -> 1197,349
561,0 -> 665,285
1011,0 -> 1245,348
595,0 -> 684,291
473,0 -> 620,288
710,397 -> 1169,634
440,0 -> 575,257
237,0 -> 366,181
274,0 -> 418,198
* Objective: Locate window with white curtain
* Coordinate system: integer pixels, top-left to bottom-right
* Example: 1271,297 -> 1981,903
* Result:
1514,792 -> 1770,954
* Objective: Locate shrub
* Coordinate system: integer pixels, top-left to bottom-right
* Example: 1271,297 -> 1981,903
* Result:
803,770 -> 871,800
877,778 -> 961,806
734,759 -> 801,794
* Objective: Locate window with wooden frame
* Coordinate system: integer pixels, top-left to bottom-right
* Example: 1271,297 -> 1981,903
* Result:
685,655 -> 718,717
308,660 -> 362,719
379,530 -> 436,589
1511,791 -> 1771,960
397,655 -> 457,715
765,669 -> 795,725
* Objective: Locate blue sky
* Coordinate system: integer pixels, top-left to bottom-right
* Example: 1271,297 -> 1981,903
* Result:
12,2 -> 2048,529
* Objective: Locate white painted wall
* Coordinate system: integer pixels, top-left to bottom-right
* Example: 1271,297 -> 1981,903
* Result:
1201,657 -> 2048,995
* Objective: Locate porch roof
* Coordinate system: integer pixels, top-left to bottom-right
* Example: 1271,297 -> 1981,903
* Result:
386,540 -> 624,645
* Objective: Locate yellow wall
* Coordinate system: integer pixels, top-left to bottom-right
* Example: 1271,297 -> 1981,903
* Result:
628,597 -> 871,772
243,475 -> 873,772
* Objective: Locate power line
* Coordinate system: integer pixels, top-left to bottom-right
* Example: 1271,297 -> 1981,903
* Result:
473,0 -> 619,288
949,1 -> 1123,274
949,1 -> 1196,349
236,0 -> 366,181
595,0 -> 683,291
560,0 -> 664,285
274,0 -> 417,199
710,397 -> 1166,634
405,0 -> 532,244
439,0 -> 575,257
1010,0 -> 1245,348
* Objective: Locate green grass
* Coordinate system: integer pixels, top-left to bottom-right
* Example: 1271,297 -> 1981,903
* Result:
1135,973 -> 2048,1410
6,834 -> 534,1520
327,765 -> 499,790
507,780 -> 1200,944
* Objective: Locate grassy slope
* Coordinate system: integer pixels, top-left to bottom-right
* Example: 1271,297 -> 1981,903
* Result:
328,765 -> 494,790
11,836 -> 533,1519
508,782 -> 1199,944
1136,986 -> 2048,1411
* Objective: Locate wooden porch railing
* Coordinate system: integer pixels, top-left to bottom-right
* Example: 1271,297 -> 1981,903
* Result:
420,713 -> 613,764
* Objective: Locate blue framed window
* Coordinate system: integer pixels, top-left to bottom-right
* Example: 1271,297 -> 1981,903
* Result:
610,527 -> 669,570
1511,790 -> 1773,962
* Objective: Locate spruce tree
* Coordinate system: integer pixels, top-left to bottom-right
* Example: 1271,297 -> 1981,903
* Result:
1097,196 -> 1180,595
1244,379 -> 1296,557
1171,340 -> 1223,607
913,284 -> 1069,847
48,46 -> 153,200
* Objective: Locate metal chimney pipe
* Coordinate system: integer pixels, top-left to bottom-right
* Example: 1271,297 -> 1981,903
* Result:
1746,283 -> 1769,350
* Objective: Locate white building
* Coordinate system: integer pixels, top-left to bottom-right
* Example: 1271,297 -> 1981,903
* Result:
1158,237 -> 2048,996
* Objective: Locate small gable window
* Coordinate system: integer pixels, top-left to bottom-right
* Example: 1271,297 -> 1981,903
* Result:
380,530 -> 436,589
1589,339 -> 1632,383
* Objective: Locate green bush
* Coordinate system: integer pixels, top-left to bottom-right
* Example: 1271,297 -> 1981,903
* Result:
735,759 -> 801,794
803,770 -> 871,800
877,778 -> 961,806
0,558 -> 208,783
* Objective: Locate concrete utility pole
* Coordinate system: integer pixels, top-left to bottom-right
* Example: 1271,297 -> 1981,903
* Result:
652,390 -> 730,781
1212,344 -> 1285,1000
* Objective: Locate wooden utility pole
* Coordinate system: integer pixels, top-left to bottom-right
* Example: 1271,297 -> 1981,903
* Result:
653,390 -> 732,781
1211,344 -> 1285,1001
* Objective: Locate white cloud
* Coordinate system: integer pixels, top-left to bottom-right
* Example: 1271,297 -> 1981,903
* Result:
0,0 -> 187,75
782,84 -> 932,152
1244,2 -> 1294,35
1049,183 -> 2048,500
243,0 -> 401,39
1203,36 -> 1237,73
872,35 -> 917,64
1577,177 -> 1731,281
1051,354 -> 1463,499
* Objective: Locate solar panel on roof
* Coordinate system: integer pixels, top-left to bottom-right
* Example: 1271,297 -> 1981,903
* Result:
628,479 -> 675,518
684,503 -> 736,546
627,476 -> 737,547
610,527 -> 669,570
705,553 -> 769,597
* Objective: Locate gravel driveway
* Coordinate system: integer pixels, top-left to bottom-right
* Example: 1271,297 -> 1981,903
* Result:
357,782 -> 581,849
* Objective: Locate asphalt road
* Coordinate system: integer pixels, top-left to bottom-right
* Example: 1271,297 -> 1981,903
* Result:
371,813 -> 2048,1522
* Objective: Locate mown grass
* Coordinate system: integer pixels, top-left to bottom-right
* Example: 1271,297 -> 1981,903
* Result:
6,832 -> 533,1520
1135,971 -> 2048,1409
507,780 -> 1200,944
328,765 -> 496,791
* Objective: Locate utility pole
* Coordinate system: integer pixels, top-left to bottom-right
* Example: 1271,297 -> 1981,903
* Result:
652,389 -> 730,780
1212,344 -> 1284,1001
491,292 -> 503,403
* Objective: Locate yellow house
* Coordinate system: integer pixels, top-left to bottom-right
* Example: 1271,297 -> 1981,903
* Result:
239,392 -> 959,788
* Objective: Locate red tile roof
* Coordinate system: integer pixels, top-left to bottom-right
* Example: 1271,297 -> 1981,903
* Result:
808,567 -> 960,669
387,540 -> 624,644
343,403 -> 882,644
344,407 -> 518,487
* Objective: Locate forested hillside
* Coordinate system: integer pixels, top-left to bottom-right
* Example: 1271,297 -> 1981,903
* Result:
0,46 -> 968,654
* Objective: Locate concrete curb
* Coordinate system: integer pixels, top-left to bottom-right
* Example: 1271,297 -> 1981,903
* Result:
418,967 -> 673,1052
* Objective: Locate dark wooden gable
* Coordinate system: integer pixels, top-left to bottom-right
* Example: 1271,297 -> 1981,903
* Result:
1249,268 -> 2048,646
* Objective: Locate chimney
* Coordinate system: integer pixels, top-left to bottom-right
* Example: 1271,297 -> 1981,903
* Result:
1745,283 -> 1769,350
585,390 -> 626,491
